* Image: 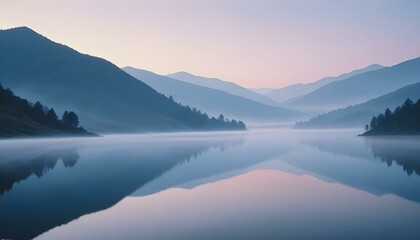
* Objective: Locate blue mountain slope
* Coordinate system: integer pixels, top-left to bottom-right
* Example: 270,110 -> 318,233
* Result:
0,27 -> 243,133
124,67 -> 305,123
295,82 -> 420,128
267,64 -> 384,103
167,71 -> 280,106
286,57 -> 420,112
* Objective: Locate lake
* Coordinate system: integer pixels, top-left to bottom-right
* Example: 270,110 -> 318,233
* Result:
0,129 -> 419,240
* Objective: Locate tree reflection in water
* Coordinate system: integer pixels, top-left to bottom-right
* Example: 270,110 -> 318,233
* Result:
365,137 -> 420,176
0,149 -> 79,195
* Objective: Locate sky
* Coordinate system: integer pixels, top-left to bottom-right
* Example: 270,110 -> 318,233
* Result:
1,0 -> 420,88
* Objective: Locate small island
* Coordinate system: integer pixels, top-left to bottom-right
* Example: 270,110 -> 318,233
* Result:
361,98 -> 420,136
0,83 -> 97,138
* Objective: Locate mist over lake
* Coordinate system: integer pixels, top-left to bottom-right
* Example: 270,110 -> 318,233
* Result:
1,129 -> 419,240
2,1 -> 420,239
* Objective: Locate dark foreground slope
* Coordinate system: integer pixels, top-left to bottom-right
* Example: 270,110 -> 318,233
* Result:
0,27 -> 244,133
0,83 -> 95,138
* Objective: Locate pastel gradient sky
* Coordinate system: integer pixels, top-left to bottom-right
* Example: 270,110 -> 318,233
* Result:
1,0 -> 420,88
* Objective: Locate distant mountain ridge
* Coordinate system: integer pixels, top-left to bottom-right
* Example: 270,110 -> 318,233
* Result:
285,57 -> 420,112
0,27 -> 244,133
167,71 -> 280,106
295,82 -> 420,129
124,67 -> 305,123
267,64 -> 384,103
251,88 -> 275,94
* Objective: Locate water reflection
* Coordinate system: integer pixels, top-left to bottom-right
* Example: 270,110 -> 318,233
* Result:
0,133 -> 244,240
132,131 -> 292,197
295,131 -> 420,203
1,130 -> 420,240
297,131 -> 420,176
364,137 -> 420,176
36,170 -> 420,240
0,148 -> 79,195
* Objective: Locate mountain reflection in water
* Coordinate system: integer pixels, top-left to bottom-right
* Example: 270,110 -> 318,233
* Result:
0,133 -> 244,240
0,129 -> 419,240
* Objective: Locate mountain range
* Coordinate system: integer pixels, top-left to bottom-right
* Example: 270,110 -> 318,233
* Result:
1,26 -> 419,134
124,67 -> 305,123
295,82 -> 420,128
251,88 -> 275,94
167,71 -> 280,106
266,64 -> 384,103
0,27 -> 244,133
284,57 -> 420,112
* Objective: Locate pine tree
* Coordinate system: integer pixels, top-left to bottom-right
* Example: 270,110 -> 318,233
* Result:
62,111 -> 79,128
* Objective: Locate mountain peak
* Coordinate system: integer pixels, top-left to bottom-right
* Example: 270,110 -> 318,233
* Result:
1,26 -> 37,34
0,26 -> 51,44
0,28 -> 246,133
170,71 -> 196,77
367,64 -> 384,68
166,71 -> 281,107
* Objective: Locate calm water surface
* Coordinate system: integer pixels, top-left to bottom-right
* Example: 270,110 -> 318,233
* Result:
0,129 -> 419,240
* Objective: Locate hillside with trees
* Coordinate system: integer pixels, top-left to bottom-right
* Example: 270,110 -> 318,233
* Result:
0,83 -> 96,138
294,82 -> 420,129
285,57 -> 420,112
362,99 -> 420,136
0,27 -> 247,133
123,67 -> 304,123
163,95 -> 246,130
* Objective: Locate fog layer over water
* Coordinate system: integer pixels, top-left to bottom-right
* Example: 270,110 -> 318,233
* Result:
0,129 -> 419,240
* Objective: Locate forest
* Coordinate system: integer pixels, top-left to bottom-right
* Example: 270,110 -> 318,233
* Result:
165,95 -> 247,131
0,83 -> 94,138
362,98 -> 420,135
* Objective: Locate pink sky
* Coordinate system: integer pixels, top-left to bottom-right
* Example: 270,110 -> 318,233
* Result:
1,0 -> 420,88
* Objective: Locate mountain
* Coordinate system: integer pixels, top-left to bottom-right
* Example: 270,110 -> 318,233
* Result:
294,82 -> 420,128
266,64 -> 384,103
251,88 -> 275,95
0,27 -> 244,133
285,57 -> 420,112
361,98 -> 420,136
0,83 -> 95,138
123,67 -> 305,123
166,71 -> 280,106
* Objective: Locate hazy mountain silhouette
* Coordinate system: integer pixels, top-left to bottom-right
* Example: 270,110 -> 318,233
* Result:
267,64 -> 384,103
0,27 -> 244,133
167,71 -> 280,106
0,83 -> 95,138
124,67 -> 305,123
251,88 -> 275,94
285,57 -> 420,111
295,82 -> 420,128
